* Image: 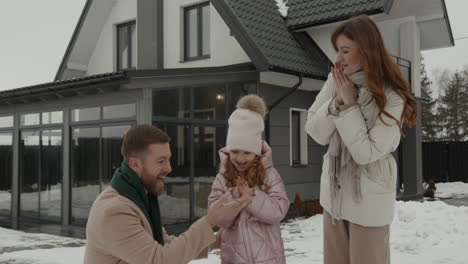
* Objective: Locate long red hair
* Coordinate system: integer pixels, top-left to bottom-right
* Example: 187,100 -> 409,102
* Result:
223,155 -> 266,188
331,15 -> 417,131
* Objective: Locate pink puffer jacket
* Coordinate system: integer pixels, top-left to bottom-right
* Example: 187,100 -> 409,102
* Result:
208,141 -> 290,264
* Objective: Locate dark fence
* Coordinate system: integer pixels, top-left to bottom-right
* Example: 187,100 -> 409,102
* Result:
422,141 -> 468,183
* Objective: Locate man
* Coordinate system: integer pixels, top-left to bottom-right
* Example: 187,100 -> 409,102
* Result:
84,124 -> 251,264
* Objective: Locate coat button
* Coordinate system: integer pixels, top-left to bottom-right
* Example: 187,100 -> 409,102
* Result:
337,184 -> 341,189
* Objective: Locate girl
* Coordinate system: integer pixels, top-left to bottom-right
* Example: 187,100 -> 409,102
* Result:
208,94 -> 290,264
305,15 -> 417,264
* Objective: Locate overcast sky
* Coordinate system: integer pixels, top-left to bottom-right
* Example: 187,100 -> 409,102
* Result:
0,0 -> 467,91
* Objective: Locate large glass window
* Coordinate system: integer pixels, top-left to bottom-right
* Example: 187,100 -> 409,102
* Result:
117,21 -> 136,70
157,123 -> 191,224
20,131 -> 40,221
153,83 -> 254,121
153,88 -> 191,118
71,125 -> 131,225
184,2 -> 210,60
71,127 -> 100,226
40,130 -> 62,222
102,125 -> 131,187
0,132 -> 13,223
153,82 -> 256,225
193,126 -> 226,219
20,130 -> 63,223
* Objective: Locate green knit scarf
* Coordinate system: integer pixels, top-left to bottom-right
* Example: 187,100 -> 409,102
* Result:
111,161 -> 164,245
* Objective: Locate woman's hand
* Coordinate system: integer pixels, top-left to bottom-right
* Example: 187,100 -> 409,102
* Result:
332,62 -> 357,106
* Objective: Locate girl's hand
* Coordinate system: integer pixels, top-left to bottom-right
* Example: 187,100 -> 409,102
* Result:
236,177 -> 253,198
332,63 -> 357,106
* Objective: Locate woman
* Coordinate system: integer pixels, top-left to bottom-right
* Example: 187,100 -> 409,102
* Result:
208,94 -> 290,264
305,15 -> 417,264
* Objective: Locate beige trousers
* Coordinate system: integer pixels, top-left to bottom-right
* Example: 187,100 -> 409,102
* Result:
323,210 -> 391,264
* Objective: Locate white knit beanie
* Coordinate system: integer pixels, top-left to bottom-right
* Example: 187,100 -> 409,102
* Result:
226,95 -> 267,155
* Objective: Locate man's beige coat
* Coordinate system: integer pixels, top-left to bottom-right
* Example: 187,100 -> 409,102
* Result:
84,187 -> 215,264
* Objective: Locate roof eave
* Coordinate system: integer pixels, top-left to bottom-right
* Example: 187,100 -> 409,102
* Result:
441,0 -> 455,46
288,7 -> 387,30
54,0 -> 93,82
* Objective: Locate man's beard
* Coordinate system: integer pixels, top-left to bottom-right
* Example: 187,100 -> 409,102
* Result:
141,168 -> 164,196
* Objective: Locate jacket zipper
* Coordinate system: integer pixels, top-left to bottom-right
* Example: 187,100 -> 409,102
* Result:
240,212 -> 255,263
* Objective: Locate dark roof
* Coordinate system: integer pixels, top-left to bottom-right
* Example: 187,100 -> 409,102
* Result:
0,72 -> 126,100
0,63 -> 257,101
126,62 -> 257,78
287,0 -> 394,29
211,0 -> 331,80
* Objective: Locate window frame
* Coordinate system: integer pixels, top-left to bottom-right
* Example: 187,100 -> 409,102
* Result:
289,108 -> 308,167
116,20 -> 137,71
183,2 -> 210,61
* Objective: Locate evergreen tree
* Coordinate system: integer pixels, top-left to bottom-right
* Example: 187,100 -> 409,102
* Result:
420,57 -> 441,141
437,71 -> 468,141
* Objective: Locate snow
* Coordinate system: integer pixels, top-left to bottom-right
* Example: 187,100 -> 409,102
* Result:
1,199 -> 467,264
435,182 -> 468,198
275,0 -> 289,18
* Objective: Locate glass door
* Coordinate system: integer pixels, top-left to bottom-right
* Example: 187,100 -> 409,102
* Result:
193,125 -> 226,219
156,123 -> 191,225
20,129 -> 63,224
20,131 -> 41,221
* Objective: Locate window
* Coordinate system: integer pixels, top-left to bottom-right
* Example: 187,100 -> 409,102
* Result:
153,83 -> 254,121
20,112 -> 64,126
42,111 -> 63,124
290,109 -> 308,166
0,116 -> 13,128
0,132 -> 13,223
20,129 -> 63,223
117,21 -> 136,70
71,103 -> 136,122
71,125 -> 131,226
184,2 -> 210,61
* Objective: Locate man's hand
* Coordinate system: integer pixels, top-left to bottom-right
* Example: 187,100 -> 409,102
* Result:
206,189 -> 252,228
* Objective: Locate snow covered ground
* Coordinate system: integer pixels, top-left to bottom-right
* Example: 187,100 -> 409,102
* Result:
435,182 -> 468,199
1,197 -> 467,264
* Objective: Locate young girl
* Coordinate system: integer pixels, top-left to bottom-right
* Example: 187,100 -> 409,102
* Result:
208,94 -> 290,264
305,15 -> 417,264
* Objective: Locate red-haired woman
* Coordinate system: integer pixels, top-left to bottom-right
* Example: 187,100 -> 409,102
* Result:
306,15 -> 417,264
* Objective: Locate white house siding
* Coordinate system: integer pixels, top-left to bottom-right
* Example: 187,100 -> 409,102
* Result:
163,0 -> 250,68
87,0 -> 137,76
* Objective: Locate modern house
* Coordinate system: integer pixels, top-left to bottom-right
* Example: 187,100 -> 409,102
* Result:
0,0 -> 453,237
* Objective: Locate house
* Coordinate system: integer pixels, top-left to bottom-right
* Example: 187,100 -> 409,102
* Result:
0,0 -> 453,237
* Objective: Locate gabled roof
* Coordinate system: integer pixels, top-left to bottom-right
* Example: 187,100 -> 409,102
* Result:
287,0 -> 394,29
211,0 -> 331,80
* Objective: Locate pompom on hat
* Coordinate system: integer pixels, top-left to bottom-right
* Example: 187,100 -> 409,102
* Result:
226,94 -> 267,155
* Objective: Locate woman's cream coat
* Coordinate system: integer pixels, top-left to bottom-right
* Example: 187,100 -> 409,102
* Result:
305,73 -> 404,227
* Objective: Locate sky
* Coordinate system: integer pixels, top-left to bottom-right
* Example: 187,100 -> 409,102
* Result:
0,0 -> 467,91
